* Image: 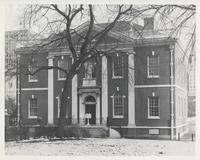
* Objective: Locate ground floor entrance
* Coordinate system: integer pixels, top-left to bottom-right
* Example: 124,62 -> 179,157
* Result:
85,104 -> 96,125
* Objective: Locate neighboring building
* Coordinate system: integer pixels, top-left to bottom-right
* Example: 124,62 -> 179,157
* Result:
188,53 -> 196,116
16,18 -> 188,140
5,30 -> 28,100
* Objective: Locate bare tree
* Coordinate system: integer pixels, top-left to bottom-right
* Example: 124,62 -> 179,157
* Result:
20,4 -> 195,138
22,4 -> 133,138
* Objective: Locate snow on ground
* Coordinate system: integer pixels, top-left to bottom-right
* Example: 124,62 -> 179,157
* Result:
5,138 -> 195,156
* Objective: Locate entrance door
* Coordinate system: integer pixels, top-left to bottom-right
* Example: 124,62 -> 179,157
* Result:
85,104 -> 96,125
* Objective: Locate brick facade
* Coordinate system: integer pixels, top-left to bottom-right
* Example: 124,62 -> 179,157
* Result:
16,21 -> 188,139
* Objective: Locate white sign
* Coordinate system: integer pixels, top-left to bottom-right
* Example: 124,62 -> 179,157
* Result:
149,129 -> 159,135
85,113 -> 91,119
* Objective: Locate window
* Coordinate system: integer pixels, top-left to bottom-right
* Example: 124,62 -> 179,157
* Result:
147,52 -> 159,78
113,92 -> 125,118
28,97 -> 38,118
148,96 -> 160,119
28,62 -> 38,82
113,54 -> 124,78
58,56 -> 70,80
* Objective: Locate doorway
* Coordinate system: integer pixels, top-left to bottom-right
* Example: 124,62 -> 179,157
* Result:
85,96 -> 96,125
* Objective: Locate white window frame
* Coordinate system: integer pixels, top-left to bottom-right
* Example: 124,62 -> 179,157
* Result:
147,52 -> 159,78
148,96 -> 160,119
28,97 -> 38,119
111,93 -> 125,118
112,54 -> 124,79
28,64 -> 38,82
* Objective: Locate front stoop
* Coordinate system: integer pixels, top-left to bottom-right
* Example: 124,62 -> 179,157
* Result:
80,126 -> 109,138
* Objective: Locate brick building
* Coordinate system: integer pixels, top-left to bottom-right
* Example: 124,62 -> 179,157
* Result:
16,18 -> 188,140
5,30 -> 28,100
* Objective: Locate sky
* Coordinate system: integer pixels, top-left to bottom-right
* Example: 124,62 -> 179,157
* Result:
5,4 -> 26,31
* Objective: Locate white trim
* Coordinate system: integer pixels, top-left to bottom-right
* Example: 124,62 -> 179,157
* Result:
102,56 -> 108,125
113,115 -> 124,119
28,79 -> 38,82
128,53 -> 135,125
135,84 -> 172,88
72,75 -> 78,124
134,84 -> 187,93
48,58 -> 54,124
111,126 -> 171,129
21,88 -> 48,91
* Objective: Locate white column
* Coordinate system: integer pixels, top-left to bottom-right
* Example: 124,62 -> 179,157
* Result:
101,56 -> 108,125
128,52 -> 135,126
72,75 -> 77,124
79,95 -> 85,125
96,95 -> 100,125
48,57 -> 54,124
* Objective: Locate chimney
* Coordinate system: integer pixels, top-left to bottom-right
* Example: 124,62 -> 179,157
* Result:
144,17 -> 154,30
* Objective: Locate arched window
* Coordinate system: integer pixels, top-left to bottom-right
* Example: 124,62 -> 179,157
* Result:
112,91 -> 125,118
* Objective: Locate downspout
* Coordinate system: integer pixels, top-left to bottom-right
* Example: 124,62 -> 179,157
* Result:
16,54 -> 20,126
170,45 -> 175,140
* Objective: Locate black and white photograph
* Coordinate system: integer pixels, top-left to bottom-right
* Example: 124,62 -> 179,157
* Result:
2,0 -> 198,158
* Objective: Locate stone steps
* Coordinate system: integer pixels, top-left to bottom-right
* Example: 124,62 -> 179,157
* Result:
80,126 -> 109,138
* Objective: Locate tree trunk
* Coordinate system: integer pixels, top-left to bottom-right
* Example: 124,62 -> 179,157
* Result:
56,74 -> 73,138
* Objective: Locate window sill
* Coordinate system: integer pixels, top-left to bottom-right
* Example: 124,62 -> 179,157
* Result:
147,76 -> 159,78
28,116 -> 38,119
57,78 -> 66,81
148,117 -> 160,119
113,116 -> 124,119
83,78 -> 96,80
112,76 -> 123,79
28,80 -> 38,82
